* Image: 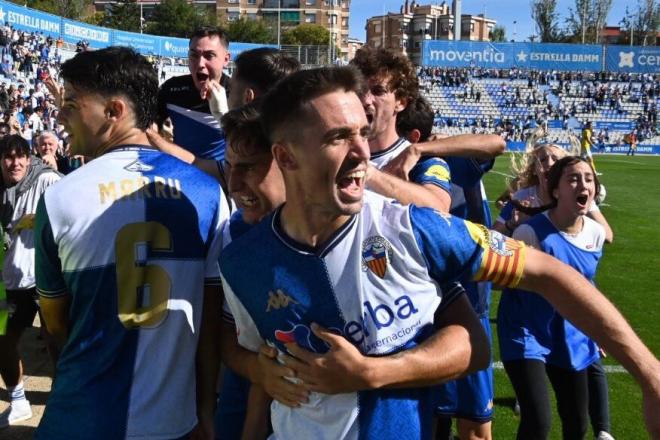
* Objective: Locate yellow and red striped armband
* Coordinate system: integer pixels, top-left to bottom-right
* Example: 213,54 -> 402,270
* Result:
465,221 -> 526,288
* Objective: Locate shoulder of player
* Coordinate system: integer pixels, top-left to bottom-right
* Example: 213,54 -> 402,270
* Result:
220,214 -> 273,264
160,74 -> 194,91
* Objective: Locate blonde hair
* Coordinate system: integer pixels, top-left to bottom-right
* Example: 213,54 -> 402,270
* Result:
508,128 -> 568,191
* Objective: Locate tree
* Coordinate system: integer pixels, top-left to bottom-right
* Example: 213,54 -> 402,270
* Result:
11,0 -> 92,19
490,25 -> 506,42
282,24 -> 330,45
102,0 -> 142,33
530,0 -> 563,42
620,1 -> 660,46
565,0 -> 613,43
145,0 -> 214,38
227,18 -> 274,44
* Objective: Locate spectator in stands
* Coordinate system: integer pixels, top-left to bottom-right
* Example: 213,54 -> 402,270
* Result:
0,135 -> 61,428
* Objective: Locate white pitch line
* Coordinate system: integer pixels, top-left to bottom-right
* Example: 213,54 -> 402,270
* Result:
492,361 -> 627,374
490,170 -> 517,179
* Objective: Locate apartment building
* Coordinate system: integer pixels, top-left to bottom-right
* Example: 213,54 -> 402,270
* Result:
217,0 -> 350,59
366,0 -> 496,64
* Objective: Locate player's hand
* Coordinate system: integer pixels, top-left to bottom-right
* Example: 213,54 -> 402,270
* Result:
44,76 -> 64,108
381,144 -> 421,181
283,323 -> 372,394
256,344 -> 309,407
201,80 -> 228,122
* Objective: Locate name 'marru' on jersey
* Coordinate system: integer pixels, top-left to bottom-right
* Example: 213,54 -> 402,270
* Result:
220,191 -> 525,440
34,146 -> 228,440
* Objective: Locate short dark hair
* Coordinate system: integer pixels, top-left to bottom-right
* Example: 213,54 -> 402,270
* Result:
221,101 -> 270,156
0,122 -> 9,135
234,48 -> 300,95
261,66 -> 364,144
396,95 -> 434,142
189,26 -> 229,49
350,46 -> 418,101
0,134 -> 31,158
60,46 -> 158,130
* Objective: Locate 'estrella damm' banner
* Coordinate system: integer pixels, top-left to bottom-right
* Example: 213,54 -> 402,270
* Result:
422,41 -> 602,71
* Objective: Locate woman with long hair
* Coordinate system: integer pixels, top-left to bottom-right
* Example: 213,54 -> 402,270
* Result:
498,156 -> 614,440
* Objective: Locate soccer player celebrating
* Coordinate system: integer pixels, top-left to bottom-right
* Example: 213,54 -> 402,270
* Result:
220,66 -> 660,439
33,47 -> 229,439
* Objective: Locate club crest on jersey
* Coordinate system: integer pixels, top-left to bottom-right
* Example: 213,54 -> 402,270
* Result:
362,236 -> 393,279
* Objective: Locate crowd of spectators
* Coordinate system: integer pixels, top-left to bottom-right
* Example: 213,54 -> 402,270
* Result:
419,66 -> 659,145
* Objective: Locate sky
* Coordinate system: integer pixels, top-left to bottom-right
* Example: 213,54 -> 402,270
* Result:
348,0 -> 630,41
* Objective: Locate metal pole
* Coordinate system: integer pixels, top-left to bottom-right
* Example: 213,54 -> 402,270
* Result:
277,0 -> 281,48
630,23 -> 633,47
140,2 -> 144,34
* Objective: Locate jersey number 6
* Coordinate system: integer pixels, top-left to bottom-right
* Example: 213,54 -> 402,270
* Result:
115,222 -> 173,329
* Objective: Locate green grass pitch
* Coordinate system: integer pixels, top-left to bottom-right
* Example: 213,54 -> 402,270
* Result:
481,154 -> 660,439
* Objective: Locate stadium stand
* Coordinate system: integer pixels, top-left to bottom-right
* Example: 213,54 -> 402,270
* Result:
419,67 -> 660,149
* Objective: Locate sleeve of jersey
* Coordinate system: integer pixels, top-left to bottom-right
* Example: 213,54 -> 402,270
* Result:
221,275 -> 264,352
408,157 -> 452,193
34,197 -> 67,298
410,205 -> 526,288
204,189 -> 231,285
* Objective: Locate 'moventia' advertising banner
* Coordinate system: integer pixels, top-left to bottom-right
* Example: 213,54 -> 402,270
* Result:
605,45 -> 660,74
422,41 -> 603,71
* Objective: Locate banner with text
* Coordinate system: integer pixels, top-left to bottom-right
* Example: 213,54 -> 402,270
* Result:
605,45 -> 660,74
0,1 -> 61,38
422,41 -> 602,71
62,18 -> 111,48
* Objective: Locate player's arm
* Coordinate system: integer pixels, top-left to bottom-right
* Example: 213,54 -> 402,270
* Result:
39,294 -> 70,351
282,292 -> 489,393
219,319 -> 309,407
366,163 -> 451,212
195,283 -> 222,439
518,248 -> 660,437
366,164 -> 449,211
34,197 -> 70,354
240,385 -> 271,440
381,134 -> 504,180
146,126 -> 223,182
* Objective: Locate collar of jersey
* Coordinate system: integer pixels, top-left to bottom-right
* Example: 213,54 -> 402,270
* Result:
369,137 -> 408,160
270,205 -> 357,258
106,144 -> 157,153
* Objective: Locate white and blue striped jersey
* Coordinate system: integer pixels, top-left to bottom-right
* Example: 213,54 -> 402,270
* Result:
34,146 -> 229,440
370,138 -> 452,193
220,191 -> 526,440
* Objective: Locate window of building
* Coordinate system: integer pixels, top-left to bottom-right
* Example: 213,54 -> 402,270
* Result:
471,23 -> 475,32
374,23 -> 381,34
227,11 -> 240,20
247,0 -> 256,4
306,0 -> 316,5
247,12 -> 258,20
305,13 -> 316,23
227,0 -> 238,3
